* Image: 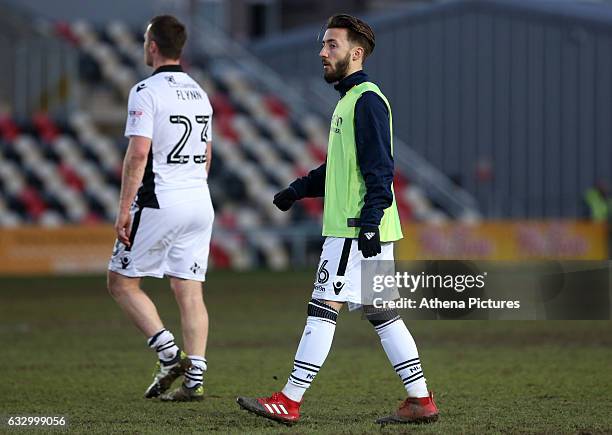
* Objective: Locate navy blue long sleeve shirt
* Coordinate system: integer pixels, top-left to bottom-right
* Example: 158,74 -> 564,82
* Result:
290,70 -> 394,227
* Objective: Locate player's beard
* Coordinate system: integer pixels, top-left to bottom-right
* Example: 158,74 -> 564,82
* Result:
323,52 -> 351,83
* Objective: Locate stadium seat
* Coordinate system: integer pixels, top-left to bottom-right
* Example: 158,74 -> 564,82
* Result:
0,18 -> 446,268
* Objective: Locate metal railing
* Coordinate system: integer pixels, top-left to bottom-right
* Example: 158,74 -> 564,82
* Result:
0,3 -> 78,119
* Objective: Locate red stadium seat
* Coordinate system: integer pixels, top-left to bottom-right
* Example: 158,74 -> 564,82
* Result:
210,93 -> 236,118
54,21 -> 80,46
19,186 -> 47,220
33,113 -> 60,142
293,165 -> 309,178
0,115 -> 20,142
210,242 -> 231,268
216,116 -> 240,142
307,141 -> 327,163
393,174 -> 413,221
263,95 -> 289,119
58,163 -> 85,192
301,198 -> 323,217
217,209 -> 238,230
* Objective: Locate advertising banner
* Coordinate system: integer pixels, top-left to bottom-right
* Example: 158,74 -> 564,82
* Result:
0,226 -> 115,275
397,221 -> 608,260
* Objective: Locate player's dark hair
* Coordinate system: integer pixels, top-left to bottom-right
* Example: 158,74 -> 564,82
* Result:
326,14 -> 375,59
148,15 -> 187,60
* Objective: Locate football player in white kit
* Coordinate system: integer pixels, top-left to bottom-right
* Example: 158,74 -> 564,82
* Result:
107,15 -> 213,402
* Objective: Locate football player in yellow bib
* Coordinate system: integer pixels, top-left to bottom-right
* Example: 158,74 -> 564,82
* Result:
237,14 -> 439,426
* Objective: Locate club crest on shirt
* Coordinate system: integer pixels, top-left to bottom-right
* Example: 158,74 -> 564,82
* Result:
190,261 -> 204,275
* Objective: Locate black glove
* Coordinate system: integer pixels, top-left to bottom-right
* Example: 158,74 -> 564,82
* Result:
358,225 -> 381,258
273,186 -> 299,211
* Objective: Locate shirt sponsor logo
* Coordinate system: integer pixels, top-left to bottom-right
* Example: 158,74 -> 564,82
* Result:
331,114 -> 343,134
165,75 -> 198,89
333,276 -> 346,295
120,255 -> 132,269
128,110 -> 144,127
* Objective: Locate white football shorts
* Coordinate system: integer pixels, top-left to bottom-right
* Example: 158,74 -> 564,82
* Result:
108,196 -> 214,282
311,236 -> 396,310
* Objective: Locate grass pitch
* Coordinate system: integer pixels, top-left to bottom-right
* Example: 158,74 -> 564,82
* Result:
1,271 -> 611,434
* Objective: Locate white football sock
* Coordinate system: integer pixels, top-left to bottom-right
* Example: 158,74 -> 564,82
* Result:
184,355 -> 207,388
282,299 -> 338,402
147,329 -> 180,363
373,315 -> 429,398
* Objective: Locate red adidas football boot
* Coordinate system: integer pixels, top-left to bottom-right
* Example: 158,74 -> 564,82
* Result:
237,391 -> 301,425
376,391 -> 439,424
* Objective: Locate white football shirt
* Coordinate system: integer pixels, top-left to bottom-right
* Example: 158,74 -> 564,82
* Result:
125,65 -> 213,208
